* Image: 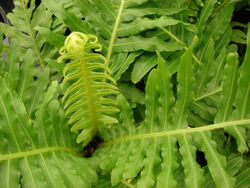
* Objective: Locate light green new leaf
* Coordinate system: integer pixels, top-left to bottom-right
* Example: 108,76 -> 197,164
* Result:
59,32 -> 120,146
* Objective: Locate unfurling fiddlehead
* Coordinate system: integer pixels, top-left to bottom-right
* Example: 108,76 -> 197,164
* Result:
58,32 -> 119,146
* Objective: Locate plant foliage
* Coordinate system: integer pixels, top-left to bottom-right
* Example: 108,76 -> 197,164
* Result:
0,0 -> 250,187
58,32 -> 119,146
0,41 -> 97,187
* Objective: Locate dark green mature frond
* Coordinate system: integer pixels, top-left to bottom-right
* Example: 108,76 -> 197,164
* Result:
41,0 -> 194,83
235,159 -> 250,188
0,40 -> 49,119
196,2 -> 234,59
227,25 -> 250,153
0,78 -> 97,187
0,32 -> 98,187
92,34 -> 250,187
58,32 -> 120,146
0,0 -> 56,65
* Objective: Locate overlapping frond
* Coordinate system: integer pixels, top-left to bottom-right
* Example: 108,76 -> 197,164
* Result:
0,33 -> 99,187
0,0 -> 249,187
0,77 -> 97,187
58,32 -> 120,146
41,0 -> 195,83
0,0 -> 57,65
0,40 -> 49,119
92,32 -> 250,187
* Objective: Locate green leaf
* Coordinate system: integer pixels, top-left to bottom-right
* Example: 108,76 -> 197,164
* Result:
92,35 -> 249,187
195,132 -> 236,188
215,53 -> 238,122
0,78 -> 97,187
195,39 -> 215,97
59,32 -> 119,146
235,161 -> 250,188
122,7 -> 185,22
196,0 -> 217,32
229,25 -> 250,153
172,42 -> 195,129
113,36 -> 185,52
203,4 -> 234,42
1,1 -> 250,187
0,0 -> 54,65
117,16 -> 185,37
35,26 -> 65,49
131,53 -> 157,84
42,0 -> 92,34
174,42 -> 204,188
111,51 -> 143,81
231,29 -> 247,44
118,83 -> 145,105
50,0 -> 190,80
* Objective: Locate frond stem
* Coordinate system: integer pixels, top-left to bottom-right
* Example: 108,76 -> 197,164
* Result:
159,27 -> 201,65
21,0 -> 44,67
105,0 -> 125,70
80,57 -> 98,128
0,146 -> 79,161
194,88 -> 222,101
121,180 -> 137,188
102,119 -> 250,145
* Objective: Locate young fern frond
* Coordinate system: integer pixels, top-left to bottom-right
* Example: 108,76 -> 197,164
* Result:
58,32 -> 120,146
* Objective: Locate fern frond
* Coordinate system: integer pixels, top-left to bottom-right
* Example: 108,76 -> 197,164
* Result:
235,159 -> 250,188
0,0 -> 56,65
0,78 -> 97,187
41,0 -> 194,82
197,3 -> 234,59
227,24 -> 250,152
196,0 -> 217,32
0,41 -> 49,119
58,32 -> 119,146
92,35 -> 250,187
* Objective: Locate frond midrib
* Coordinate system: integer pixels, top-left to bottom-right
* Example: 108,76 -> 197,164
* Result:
102,119 -> 250,145
20,0 -> 44,66
0,146 -> 78,161
80,58 -> 99,128
106,0 -> 125,67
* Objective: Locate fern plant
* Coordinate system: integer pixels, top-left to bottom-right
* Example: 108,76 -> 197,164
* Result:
0,0 -> 250,187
